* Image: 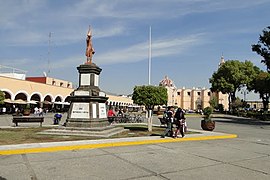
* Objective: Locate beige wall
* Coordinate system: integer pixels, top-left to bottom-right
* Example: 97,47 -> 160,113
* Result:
0,76 -> 73,102
0,75 -> 133,106
167,86 -> 229,110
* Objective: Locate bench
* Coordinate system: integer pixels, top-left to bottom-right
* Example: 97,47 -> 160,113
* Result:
12,116 -> 44,127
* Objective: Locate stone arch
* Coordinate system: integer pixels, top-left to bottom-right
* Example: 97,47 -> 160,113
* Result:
43,94 -> 53,102
0,89 -> 14,100
14,91 -> 28,101
55,95 -> 63,102
64,96 -> 70,102
30,92 -> 43,102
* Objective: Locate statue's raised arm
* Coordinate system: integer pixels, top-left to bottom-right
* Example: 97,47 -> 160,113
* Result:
85,26 -> 95,64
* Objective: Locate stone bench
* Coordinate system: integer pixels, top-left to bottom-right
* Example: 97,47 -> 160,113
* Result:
12,116 -> 44,127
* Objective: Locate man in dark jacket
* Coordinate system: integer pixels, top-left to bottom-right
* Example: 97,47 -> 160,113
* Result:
161,106 -> 174,138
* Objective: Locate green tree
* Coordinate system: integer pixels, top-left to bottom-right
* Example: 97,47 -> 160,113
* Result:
248,71 -> 270,111
209,96 -> 218,109
0,91 -> 4,105
252,26 -> 270,72
132,85 -> 167,131
209,60 -> 260,111
231,97 -> 243,111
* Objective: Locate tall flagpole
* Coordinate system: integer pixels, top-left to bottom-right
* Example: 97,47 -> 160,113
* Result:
148,26 -> 152,85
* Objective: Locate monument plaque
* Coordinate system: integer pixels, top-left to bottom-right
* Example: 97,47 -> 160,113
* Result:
81,74 -> 91,86
99,103 -> 107,118
70,103 -> 89,119
74,91 -> 90,96
92,104 -> 97,118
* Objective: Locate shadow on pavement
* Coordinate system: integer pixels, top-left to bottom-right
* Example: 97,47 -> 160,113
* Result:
213,116 -> 270,126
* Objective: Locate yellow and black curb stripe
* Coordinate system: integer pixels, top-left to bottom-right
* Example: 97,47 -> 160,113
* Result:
0,134 -> 237,155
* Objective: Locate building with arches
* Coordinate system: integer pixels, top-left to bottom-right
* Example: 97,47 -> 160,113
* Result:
0,65 -> 136,113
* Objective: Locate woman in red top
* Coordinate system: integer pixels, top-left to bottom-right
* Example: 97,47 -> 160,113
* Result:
107,107 -> 116,125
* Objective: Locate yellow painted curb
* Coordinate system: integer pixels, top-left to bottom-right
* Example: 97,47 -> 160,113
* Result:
0,134 -> 237,156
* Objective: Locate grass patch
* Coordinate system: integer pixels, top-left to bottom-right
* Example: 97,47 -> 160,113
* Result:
0,125 -> 200,145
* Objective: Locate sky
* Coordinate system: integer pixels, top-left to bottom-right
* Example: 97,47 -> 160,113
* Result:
0,0 -> 269,100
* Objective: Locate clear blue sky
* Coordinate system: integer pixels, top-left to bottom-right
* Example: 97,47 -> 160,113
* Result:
0,0 -> 269,100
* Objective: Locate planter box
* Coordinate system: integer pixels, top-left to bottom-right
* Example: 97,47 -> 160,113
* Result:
201,119 -> 215,131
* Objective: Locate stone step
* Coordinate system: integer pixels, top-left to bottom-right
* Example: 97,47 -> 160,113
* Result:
38,126 -> 129,137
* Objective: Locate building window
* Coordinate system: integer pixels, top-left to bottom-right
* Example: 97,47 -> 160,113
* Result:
187,92 -> 191,96
177,92 -> 181,96
208,92 -> 211,96
52,81 -> 56,85
67,83 -> 70,88
60,82 -> 63,87
197,92 -> 201,96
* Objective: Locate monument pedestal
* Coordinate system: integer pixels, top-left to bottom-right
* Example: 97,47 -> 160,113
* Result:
65,63 -> 109,128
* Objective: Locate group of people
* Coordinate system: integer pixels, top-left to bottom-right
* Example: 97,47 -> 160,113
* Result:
161,106 -> 187,138
107,108 -> 127,125
34,107 -> 45,116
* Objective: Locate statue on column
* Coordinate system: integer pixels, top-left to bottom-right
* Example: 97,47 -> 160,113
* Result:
85,26 -> 95,64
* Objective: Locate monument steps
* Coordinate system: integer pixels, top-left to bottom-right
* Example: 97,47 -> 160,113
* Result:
38,126 -> 129,138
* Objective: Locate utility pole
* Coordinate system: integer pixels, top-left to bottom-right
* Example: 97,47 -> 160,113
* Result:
47,32 -> 52,76
148,26 -> 152,85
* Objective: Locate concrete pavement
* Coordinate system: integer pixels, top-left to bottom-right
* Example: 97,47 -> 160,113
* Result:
0,113 -> 236,155
1,114 -> 270,180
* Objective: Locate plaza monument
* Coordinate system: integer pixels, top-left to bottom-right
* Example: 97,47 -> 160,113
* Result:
65,26 -> 109,128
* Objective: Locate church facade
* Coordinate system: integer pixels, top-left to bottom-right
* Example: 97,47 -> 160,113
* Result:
159,56 -> 229,111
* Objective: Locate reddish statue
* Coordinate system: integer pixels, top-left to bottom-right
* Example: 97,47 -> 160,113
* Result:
85,26 -> 95,63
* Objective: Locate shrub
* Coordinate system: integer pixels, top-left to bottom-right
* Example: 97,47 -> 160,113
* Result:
203,107 -> 213,120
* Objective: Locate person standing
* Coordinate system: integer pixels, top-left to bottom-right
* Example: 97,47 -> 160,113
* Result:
107,107 -> 116,125
161,106 -> 175,138
174,108 -> 186,138
38,107 -> 43,116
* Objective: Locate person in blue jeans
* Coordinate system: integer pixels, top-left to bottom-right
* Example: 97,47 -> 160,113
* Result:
161,106 -> 175,138
54,112 -> 62,125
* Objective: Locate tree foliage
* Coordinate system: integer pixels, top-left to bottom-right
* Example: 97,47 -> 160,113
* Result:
0,91 -> 4,105
209,96 -> 218,109
209,60 -> 260,111
252,26 -> 270,72
132,85 -> 167,110
248,71 -> 270,111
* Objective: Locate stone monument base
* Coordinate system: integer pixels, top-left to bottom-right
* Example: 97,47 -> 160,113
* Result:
39,125 -> 129,138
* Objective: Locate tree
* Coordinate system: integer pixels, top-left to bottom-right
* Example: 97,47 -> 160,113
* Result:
209,60 -> 260,111
0,91 -> 4,105
248,71 -> 270,111
209,96 -> 218,109
251,26 -> 270,111
231,97 -> 243,111
252,26 -> 270,72
132,85 -> 167,131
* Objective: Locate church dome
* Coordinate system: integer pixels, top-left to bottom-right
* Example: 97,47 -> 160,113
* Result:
159,75 -> 176,89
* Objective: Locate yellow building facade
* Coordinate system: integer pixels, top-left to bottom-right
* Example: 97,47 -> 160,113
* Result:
159,76 -> 229,111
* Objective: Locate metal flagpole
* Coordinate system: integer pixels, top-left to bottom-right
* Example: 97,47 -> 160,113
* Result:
148,26 -> 152,85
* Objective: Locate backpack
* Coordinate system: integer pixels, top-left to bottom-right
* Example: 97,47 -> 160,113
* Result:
163,111 -> 169,122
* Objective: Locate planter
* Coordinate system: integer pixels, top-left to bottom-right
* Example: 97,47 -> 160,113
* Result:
23,109 -> 31,116
201,119 -> 215,131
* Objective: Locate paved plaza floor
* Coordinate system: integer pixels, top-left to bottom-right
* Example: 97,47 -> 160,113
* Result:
0,113 -> 269,179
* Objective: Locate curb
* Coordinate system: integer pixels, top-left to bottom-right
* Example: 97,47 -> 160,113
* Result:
0,133 -> 237,156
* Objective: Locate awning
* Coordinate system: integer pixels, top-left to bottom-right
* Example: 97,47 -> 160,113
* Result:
28,100 -> 38,104
54,102 -> 70,105
4,99 -> 13,103
42,101 -> 52,105
13,99 -> 27,104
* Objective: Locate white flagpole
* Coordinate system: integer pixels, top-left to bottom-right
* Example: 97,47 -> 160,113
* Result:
148,26 -> 152,85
